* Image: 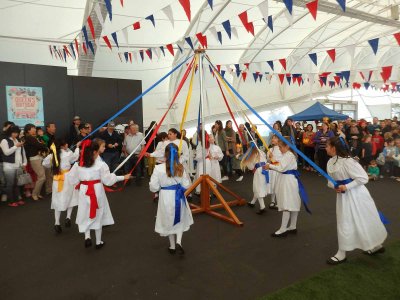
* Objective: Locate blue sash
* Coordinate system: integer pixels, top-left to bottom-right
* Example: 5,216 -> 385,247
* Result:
334,178 -> 389,225
282,169 -> 311,214
255,162 -> 269,183
161,184 -> 187,225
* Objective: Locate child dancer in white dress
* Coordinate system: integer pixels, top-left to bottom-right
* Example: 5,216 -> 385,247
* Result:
42,140 -> 80,233
149,143 -> 193,255
325,136 -> 387,265
267,135 -> 283,209
194,132 -> 211,195
208,135 -> 223,184
241,143 -> 270,215
66,139 -> 130,249
265,138 -> 307,236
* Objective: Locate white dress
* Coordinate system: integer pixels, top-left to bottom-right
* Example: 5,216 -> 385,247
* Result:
327,156 -> 387,251
42,148 -> 80,211
268,146 -> 283,195
247,152 -> 270,198
209,144 -> 223,183
269,151 -> 301,211
66,157 -> 124,232
150,164 -> 193,236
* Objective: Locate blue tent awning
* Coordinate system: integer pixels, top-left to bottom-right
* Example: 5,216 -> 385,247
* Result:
288,102 -> 348,121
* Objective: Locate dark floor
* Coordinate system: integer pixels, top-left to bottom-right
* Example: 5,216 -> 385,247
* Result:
0,172 -> 399,300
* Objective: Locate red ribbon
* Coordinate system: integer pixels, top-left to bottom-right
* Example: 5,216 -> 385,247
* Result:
75,180 -> 101,219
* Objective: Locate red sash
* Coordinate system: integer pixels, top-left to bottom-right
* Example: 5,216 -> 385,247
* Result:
75,180 -> 101,219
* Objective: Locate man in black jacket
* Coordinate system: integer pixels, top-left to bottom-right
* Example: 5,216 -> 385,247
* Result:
100,121 -> 122,172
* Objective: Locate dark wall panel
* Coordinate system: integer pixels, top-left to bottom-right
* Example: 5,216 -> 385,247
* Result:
116,79 -> 143,129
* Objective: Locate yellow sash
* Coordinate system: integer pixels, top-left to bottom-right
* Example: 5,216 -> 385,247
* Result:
53,170 -> 69,192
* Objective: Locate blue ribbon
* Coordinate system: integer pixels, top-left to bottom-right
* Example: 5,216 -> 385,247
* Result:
243,142 -> 256,161
161,184 -> 187,225
206,57 -> 338,187
255,162 -> 269,183
282,170 -> 311,214
169,144 -> 177,175
339,136 -> 348,150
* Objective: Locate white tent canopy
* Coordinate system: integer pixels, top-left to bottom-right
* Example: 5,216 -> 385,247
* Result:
1,0 -> 400,127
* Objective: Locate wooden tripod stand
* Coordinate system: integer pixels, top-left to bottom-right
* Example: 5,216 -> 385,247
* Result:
184,175 -> 246,226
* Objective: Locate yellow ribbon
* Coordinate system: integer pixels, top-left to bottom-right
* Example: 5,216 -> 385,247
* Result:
50,143 -> 59,167
178,54 -> 197,153
53,170 -> 68,192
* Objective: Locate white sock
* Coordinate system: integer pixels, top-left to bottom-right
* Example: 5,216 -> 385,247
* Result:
250,196 -> 257,204
95,228 -> 103,245
176,232 -> 183,245
333,249 -> 346,260
66,207 -> 73,219
54,210 -> 61,225
288,212 -> 298,230
85,230 -> 91,240
276,211 -> 290,234
271,194 -> 276,204
168,235 -> 175,249
258,197 -> 265,210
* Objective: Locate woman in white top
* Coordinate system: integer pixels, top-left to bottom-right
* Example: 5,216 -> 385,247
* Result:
267,135 -> 283,209
0,126 -> 27,207
194,132 -> 211,195
149,143 -> 193,255
325,136 -> 387,265
42,140 -> 80,233
66,139 -> 130,249
208,135 -> 223,183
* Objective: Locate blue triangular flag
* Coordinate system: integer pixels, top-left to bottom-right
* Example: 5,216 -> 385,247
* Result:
185,37 -> 194,50
267,16 -> 273,32
329,81 -> 335,88
368,38 -> 379,55
217,31 -> 222,44
283,0 -> 293,14
104,0 -> 112,21
222,20 -> 232,39
177,44 -> 183,53
364,82 -> 370,90
139,50 -> 144,61
286,76 -> 291,85
341,70 -> 350,83
160,46 -> 165,56
63,49 -> 67,62
309,53 -> 317,66
69,43 -> 76,58
234,64 -> 240,73
221,70 -> 226,78
259,74 -> 263,82
336,0 -> 346,12
320,76 -> 327,86
111,32 -> 119,48
209,65 -> 214,75
253,73 -> 258,82
145,15 -> 155,27
267,60 -> 274,71
335,72 -> 343,79
82,26 -> 89,44
87,41 -> 95,55
124,52 -> 128,62
208,0 -> 213,9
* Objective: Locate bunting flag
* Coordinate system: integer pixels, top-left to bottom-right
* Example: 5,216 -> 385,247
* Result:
329,81 -> 335,88
103,36 -> 112,50
166,44 -> 174,56
278,74 -> 285,84
394,32 -> 400,45
238,11 -> 255,35
222,20 -> 232,39
162,5 -> 174,27
267,16 -> 273,32
258,1 -> 269,20
235,64 -> 241,77
63,45 -> 71,57
87,41 -> 95,55
231,27 -> 239,39
279,58 -> 287,70
244,63 -> 250,69
69,43 -> 76,58
139,50 -> 144,61
87,16 -> 96,39
208,0 -> 213,9
160,46 -> 165,56
221,70 -> 226,78
104,0 -> 112,21
368,38 -> 379,55
82,26 -> 89,45
185,37 -> 194,50
145,15 -> 155,27
82,43 -> 87,55
336,0 -> 346,12
247,22 -> 255,36
364,82 -> 370,90
259,74 -> 263,82
145,49 -> 152,60
120,0 -> 123,7
217,31 -> 223,44
306,0 -> 318,20
253,72 -> 259,82
128,52 -> 132,63
327,49 -> 336,63
242,72 -> 247,82
309,53 -> 317,66
49,45 -> 53,58
74,39 -> 79,57
267,60 -> 274,71
334,75 -> 341,85
111,32 -> 119,48
381,66 -> 392,82
133,22 -> 141,30
286,75 -> 291,85
179,0 -> 191,21
341,71 -> 351,83
283,0 -> 293,14
177,40 -> 184,53
63,48 -> 67,62
94,3 -> 104,27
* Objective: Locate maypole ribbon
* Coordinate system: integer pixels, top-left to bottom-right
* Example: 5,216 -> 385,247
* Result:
75,54 -> 194,147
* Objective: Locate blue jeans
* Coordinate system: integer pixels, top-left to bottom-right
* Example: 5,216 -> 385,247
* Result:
3,168 -> 21,202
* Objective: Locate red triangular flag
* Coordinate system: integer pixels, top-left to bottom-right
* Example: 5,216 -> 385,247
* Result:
133,22 -> 141,30
120,0 -> 124,6
63,45 -> 71,57
244,63 -> 250,69
129,52 -> 132,63
216,65 -> 221,72
166,44 -> 174,56
246,22 -> 255,36
145,49 -> 152,60
391,82 -> 397,89
334,76 -> 341,85
327,49 -> 336,63
74,39 -> 79,56
179,0 -> 191,21
82,43 -> 87,55
238,11 -> 249,29
278,74 -> 285,84
102,36 -> 112,50
196,33 -> 208,48
381,66 -> 392,82
306,0 -> 318,20
279,58 -> 287,70
242,72 -> 247,82
394,32 -> 400,46
87,16 -> 96,39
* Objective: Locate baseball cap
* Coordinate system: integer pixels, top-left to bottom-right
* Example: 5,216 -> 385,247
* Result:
108,121 -> 116,127
78,124 -> 89,130
73,116 -> 80,120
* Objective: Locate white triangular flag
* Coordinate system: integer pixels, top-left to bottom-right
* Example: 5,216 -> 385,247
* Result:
153,47 -> 160,60
132,52 -> 138,62
162,5 -> 174,28
258,0 -> 269,20
94,3 -> 104,27
122,27 -> 129,44
345,45 -> 356,60
266,74 -> 272,83
231,27 -> 238,39
208,26 -> 218,42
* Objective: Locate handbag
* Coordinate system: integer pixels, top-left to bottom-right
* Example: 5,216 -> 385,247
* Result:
17,168 -> 33,186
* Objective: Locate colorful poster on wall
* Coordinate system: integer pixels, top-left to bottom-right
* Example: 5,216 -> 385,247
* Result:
6,86 -> 44,127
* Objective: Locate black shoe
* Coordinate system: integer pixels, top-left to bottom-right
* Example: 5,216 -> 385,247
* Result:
85,238 -> 92,248
271,231 -> 287,238
363,246 -> 385,255
168,247 -> 176,255
176,243 -> 185,255
326,256 -> 347,265
65,218 -> 71,228
256,208 -> 266,215
287,228 -> 297,234
54,225 -> 62,234
247,202 -> 255,208
95,241 -> 105,250
269,203 -> 278,210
